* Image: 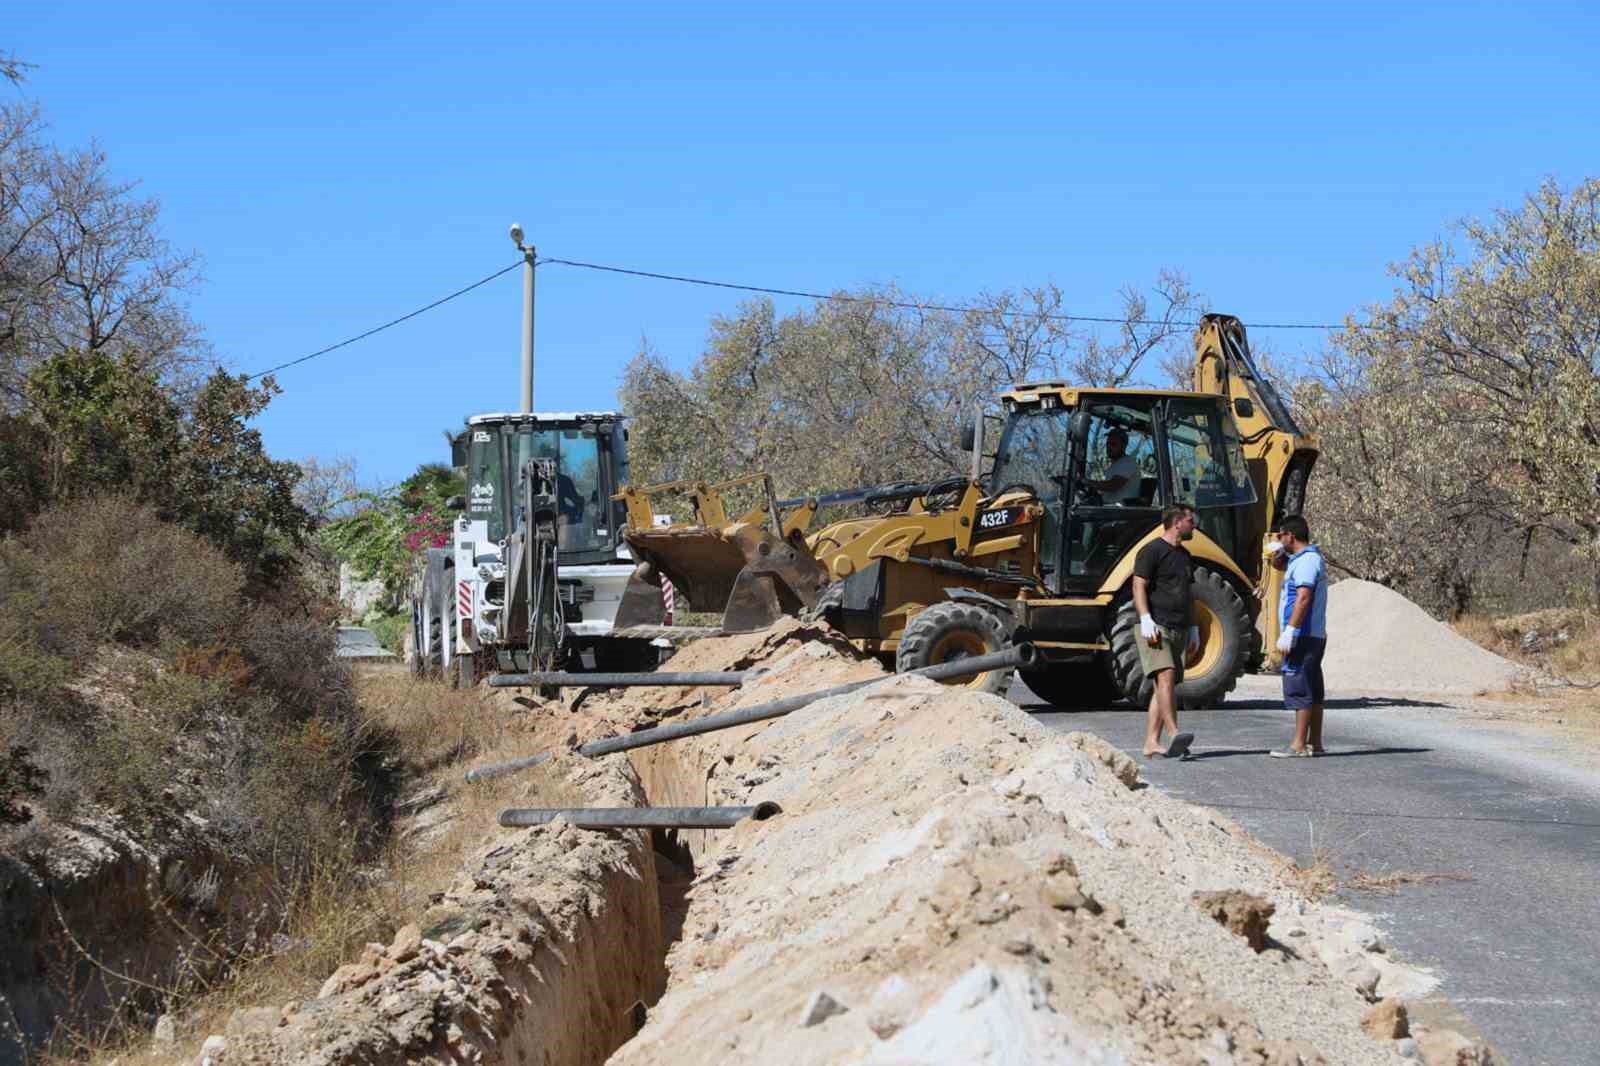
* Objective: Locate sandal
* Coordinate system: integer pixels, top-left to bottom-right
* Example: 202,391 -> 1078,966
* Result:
1144,733 -> 1195,760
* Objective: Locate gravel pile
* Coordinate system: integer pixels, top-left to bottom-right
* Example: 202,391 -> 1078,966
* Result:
1325,579 -> 1524,695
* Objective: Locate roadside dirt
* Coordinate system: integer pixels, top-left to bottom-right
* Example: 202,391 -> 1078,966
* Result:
156,620 -> 1496,1065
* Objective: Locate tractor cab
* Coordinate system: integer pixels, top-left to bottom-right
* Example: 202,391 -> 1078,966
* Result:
988,386 -> 1257,597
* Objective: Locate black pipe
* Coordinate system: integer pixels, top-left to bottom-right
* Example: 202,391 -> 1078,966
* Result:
490,669 -> 752,689
464,643 -> 1035,781
497,801 -> 782,830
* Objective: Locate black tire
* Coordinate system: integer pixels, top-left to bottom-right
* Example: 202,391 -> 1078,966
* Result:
1109,567 -> 1252,708
595,638 -> 661,673
1021,657 -> 1122,708
409,600 -> 426,677
895,601 -> 1012,695
425,596 -> 444,678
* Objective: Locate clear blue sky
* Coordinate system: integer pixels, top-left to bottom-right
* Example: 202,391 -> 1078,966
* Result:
12,4 -> 1599,487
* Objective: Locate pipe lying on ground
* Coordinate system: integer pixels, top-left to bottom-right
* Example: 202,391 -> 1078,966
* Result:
489,669 -> 754,689
497,801 -> 782,830
464,643 -> 1036,782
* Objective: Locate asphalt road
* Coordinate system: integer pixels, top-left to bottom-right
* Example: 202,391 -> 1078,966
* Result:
1014,672 -> 1600,1066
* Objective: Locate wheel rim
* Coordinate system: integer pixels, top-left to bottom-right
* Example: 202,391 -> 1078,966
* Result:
1185,599 -> 1222,676
927,630 -> 993,688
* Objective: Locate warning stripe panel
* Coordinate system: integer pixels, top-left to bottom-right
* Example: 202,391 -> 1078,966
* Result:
458,580 -> 473,617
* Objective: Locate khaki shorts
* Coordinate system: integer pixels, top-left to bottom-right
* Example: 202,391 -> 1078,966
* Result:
1137,624 -> 1186,681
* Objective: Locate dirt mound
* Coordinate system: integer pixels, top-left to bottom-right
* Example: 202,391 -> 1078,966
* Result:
181,620 -> 1465,1064
1325,580 -> 1524,694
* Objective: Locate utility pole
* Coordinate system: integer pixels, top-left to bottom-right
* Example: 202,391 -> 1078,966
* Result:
509,224 -> 535,412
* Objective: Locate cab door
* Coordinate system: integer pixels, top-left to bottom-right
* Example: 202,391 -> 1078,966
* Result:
1060,398 -> 1161,595
1158,397 -> 1258,560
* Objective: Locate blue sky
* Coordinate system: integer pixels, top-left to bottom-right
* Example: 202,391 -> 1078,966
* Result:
11,4 -> 1599,487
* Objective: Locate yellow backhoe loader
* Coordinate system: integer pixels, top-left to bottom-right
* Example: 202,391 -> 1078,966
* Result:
614,314 -> 1316,707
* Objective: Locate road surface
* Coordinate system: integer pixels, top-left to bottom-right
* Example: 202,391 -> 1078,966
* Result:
1016,672 -> 1600,1066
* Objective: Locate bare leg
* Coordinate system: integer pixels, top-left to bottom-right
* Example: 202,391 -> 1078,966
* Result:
1309,705 -> 1325,752
1144,669 -> 1179,754
1291,708 -> 1312,752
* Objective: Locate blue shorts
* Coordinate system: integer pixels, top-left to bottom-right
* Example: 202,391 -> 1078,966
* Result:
1281,636 -> 1326,710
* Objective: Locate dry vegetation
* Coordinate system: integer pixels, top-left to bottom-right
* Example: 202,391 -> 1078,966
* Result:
52,667 -> 584,1066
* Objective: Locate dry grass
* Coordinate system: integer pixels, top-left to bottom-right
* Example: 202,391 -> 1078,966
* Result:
55,670 -> 586,1066
1283,837 -> 1471,902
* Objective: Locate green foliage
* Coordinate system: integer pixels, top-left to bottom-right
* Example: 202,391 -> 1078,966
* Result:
1307,176 -> 1600,614
363,608 -> 409,654
319,462 -> 464,596
14,350 -> 311,590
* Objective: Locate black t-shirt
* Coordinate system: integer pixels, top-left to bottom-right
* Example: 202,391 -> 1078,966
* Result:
1133,538 -> 1192,629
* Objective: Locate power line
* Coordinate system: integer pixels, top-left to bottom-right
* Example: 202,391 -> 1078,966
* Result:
247,251 -> 1359,382
244,261 -> 521,381
536,255 -> 1356,331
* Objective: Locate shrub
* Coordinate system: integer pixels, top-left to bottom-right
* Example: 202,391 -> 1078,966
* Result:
13,496 -> 244,654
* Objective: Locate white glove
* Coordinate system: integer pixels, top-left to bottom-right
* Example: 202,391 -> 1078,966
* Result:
1139,613 -> 1158,642
1276,625 -> 1300,654
1187,626 -> 1200,654
1266,541 -> 1285,556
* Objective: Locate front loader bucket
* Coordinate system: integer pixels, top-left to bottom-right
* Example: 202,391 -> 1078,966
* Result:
624,522 -> 832,633
614,562 -> 667,628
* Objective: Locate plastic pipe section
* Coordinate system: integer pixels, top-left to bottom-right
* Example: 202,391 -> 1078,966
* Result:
464,643 -> 1035,782
497,801 -> 782,830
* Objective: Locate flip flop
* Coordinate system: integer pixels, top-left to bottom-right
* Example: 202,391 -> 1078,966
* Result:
1144,732 -> 1195,760
1268,747 -> 1314,759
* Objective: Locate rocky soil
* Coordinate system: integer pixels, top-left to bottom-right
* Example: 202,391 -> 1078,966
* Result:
140,621 -> 1495,1065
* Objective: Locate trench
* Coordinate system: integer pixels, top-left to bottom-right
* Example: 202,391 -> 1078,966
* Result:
474,737 -> 714,1066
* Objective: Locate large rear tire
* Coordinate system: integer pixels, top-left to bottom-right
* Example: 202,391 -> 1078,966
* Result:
1109,567 -> 1252,708
895,601 -> 1012,696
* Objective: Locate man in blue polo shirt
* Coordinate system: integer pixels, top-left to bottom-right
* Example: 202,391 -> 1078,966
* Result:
1269,514 -> 1328,758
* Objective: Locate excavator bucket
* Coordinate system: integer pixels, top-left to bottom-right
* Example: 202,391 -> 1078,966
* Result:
620,522 -> 831,633
613,474 -> 831,633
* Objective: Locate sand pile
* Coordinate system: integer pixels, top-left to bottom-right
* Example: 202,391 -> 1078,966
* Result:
587,624 -> 1436,1065
189,621 -> 1489,1066
1324,579 -> 1524,695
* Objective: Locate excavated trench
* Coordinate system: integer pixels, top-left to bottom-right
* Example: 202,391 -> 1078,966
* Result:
217,623 -> 1449,1065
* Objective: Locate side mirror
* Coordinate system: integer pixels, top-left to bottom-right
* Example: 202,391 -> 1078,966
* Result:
444,495 -> 466,511
1069,409 -> 1092,447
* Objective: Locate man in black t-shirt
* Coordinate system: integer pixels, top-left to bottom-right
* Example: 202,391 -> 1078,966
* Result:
1131,504 -> 1200,759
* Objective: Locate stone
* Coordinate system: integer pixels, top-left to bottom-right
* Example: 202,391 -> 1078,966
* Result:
225,1007 -> 280,1038
389,922 -> 422,961
199,1034 -> 227,1063
1332,955 -> 1382,1002
798,989 -> 849,1028
1396,1037 -> 1419,1059
319,961 -> 378,999
1362,1000 -> 1410,1039
1041,875 -> 1100,913
1416,1028 -> 1493,1065
152,1014 -> 176,1044
1192,890 -> 1275,953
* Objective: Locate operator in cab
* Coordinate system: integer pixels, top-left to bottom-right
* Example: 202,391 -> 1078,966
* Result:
1085,427 -> 1142,504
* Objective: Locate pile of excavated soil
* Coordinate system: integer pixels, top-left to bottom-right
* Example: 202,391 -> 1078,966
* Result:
566,623 -> 1436,1065
1324,580 -> 1525,695
189,621 -> 1489,1065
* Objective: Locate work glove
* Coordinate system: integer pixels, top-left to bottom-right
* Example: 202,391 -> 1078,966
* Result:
1187,626 -> 1200,655
1139,613 -> 1158,643
1276,625 -> 1300,654
1266,541 -> 1285,557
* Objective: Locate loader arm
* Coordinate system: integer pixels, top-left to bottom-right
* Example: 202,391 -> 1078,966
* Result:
1191,313 -> 1318,662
